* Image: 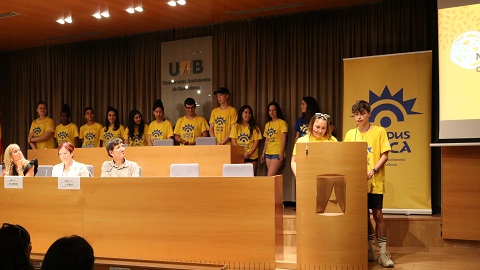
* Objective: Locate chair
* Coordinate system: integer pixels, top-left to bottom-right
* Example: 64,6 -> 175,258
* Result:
222,164 -> 254,177
195,137 -> 217,145
138,166 -> 142,176
0,165 -> 2,173
86,165 -> 94,177
35,165 -> 53,177
123,144 -> 129,147
154,139 -> 174,146
170,163 -> 200,177
82,144 -> 94,148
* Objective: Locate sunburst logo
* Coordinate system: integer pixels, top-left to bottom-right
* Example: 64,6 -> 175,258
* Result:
214,116 -> 226,125
103,132 -> 114,140
152,130 -> 163,137
58,131 -> 68,139
369,86 -> 421,128
33,127 -> 42,135
182,124 -> 195,133
238,133 -> 250,143
266,128 -> 277,137
85,132 -> 96,140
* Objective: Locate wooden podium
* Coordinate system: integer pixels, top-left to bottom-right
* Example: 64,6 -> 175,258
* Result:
295,142 -> 367,269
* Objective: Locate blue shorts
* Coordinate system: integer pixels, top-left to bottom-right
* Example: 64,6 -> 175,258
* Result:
264,154 -> 280,160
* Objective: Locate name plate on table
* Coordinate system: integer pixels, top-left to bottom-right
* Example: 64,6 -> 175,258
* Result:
58,177 -> 81,190
4,176 -> 23,189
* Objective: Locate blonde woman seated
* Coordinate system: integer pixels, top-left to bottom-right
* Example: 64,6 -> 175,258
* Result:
1,144 -> 38,177
52,142 -> 91,177
291,113 -> 338,176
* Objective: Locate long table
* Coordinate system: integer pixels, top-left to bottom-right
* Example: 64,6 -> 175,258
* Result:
28,145 -> 245,177
0,176 -> 283,270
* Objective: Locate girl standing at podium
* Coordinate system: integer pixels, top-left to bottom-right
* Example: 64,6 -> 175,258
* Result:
291,113 -> 337,176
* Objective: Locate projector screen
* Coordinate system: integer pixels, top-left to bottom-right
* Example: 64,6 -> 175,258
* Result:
438,0 -> 480,140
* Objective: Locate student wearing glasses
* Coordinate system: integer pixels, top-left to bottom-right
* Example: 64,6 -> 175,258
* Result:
0,223 -> 35,270
101,138 -> 140,177
174,97 -> 209,145
291,113 -> 337,176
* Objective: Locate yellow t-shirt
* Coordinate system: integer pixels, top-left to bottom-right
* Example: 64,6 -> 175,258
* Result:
263,119 -> 288,155
230,123 -> 262,159
292,134 -> 338,156
147,120 -> 174,143
80,122 -> 103,147
124,124 -> 149,147
209,106 -> 237,145
100,125 -> 125,144
29,117 -> 56,149
54,123 -> 79,146
174,115 -> 209,145
344,125 -> 391,194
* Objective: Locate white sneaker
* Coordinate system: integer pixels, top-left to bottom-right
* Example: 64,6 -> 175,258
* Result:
378,252 -> 394,268
368,250 -> 378,261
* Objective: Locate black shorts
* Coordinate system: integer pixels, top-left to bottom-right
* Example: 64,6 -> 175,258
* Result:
368,193 -> 383,209
245,158 -> 259,163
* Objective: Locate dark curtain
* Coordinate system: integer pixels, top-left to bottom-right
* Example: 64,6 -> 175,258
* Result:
0,0 -> 438,206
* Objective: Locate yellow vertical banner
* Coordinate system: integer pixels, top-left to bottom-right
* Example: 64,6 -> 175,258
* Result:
343,51 -> 432,214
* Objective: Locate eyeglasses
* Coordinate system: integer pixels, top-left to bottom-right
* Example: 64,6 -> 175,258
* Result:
315,113 -> 330,121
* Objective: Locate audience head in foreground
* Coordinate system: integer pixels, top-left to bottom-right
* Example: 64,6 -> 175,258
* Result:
41,235 -> 94,270
0,223 -> 34,270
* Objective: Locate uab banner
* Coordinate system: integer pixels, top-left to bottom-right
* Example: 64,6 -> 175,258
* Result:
343,51 -> 432,214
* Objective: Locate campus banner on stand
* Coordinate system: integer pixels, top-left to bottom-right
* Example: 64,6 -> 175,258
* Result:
343,51 -> 432,214
161,36 -> 213,125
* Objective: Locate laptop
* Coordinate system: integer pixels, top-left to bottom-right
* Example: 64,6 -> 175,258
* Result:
195,137 -> 217,145
222,164 -> 254,177
35,165 -> 53,177
170,163 -> 200,177
154,139 -> 174,146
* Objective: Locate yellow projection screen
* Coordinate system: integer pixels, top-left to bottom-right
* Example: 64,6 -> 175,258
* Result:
438,0 -> 480,139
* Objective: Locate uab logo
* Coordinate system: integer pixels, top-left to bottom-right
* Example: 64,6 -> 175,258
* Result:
169,60 -> 204,76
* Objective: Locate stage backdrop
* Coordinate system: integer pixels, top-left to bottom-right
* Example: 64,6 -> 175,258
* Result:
161,37 -> 213,125
343,51 -> 432,214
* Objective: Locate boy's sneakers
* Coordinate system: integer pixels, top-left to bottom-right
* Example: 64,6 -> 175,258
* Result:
378,252 -> 394,268
368,250 -> 378,261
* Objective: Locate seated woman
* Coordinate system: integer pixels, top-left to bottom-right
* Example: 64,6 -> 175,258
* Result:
41,235 -> 94,270
0,223 -> 35,270
0,144 -> 38,177
52,142 -> 91,177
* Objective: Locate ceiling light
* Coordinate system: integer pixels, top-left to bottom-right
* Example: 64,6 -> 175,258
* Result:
92,12 -> 101,19
56,16 -> 73,24
126,8 -> 135,13
101,11 -> 110,18
177,0 -> 186,5
167,1 -> 176,7
134,6 -> 143,12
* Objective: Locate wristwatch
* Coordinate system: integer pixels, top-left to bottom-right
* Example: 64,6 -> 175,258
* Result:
372,167 -> 377,173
